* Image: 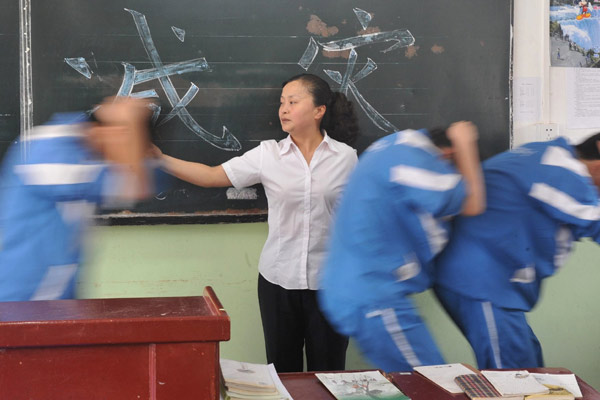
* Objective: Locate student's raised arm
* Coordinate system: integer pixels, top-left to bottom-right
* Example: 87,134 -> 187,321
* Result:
446,121 -> 486,216
152,144 -> 232,188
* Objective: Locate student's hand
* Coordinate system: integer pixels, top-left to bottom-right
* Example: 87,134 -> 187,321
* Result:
447,121 -> 479,145
148,143 -> 163,159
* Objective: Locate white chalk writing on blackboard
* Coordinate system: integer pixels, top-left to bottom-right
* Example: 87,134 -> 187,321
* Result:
64,58 -> 92,79
64,9 -> 242,152
171,26 -> 185,42
353,8 -> 372,31
298,8 -> 415,133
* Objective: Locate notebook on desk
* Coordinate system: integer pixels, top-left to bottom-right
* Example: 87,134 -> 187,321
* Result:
413,363 -> 480,393
455,373 -> 524,400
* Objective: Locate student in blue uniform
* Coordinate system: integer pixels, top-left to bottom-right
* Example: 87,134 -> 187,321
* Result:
318,121 -> 485,372
434,133 -> 600,369
0,98 -> 154,302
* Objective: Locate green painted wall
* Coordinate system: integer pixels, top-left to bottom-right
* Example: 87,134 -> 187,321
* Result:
77,223 -> 600,389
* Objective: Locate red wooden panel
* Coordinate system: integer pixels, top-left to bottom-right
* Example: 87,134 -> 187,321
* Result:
0,344 -> 150,400
155,342 -> 221,400
0,288 -> 230,399
0,293 -> 229,347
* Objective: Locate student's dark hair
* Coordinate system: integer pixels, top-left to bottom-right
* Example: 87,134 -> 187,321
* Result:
429,127 -> 451,149
282,73 -> 359,146
575,132 -> 600,160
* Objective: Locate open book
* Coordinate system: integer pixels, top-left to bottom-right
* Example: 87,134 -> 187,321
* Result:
481,371 -> 551,397
529,374 -> 582,398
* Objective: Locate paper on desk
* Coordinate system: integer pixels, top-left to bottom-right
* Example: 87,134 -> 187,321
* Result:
268,364 -> 293,400
530,373 -> 582,398
481,370 -> 549,396
413,363 -> 476,393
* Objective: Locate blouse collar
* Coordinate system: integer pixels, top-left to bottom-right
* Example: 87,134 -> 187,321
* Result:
279,130 -> 339,155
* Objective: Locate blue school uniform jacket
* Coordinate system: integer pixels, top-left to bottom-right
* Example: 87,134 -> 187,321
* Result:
319,129 -> 467,335
0,113 -> 121,301
435,138 -> 600,311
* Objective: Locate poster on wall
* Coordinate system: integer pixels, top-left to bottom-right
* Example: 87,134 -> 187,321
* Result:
566,68 -> 600,128
550,0 -> 600,67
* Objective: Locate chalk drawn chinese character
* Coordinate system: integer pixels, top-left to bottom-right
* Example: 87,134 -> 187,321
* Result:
65,9 -> 241,151
298,7 -> 415,133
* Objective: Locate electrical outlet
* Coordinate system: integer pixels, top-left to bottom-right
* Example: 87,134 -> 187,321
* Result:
535,123 -> 559,141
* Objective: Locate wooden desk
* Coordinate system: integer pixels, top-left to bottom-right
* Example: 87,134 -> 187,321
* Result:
280,368 -> 600,399
0,287 -> 229,400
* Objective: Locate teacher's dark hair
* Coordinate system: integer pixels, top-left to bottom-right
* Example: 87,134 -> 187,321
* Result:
575,132 -> 600,160
282,74 -> 359,146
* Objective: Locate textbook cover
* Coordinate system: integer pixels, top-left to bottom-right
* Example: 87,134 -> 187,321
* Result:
316,370 -> 410,400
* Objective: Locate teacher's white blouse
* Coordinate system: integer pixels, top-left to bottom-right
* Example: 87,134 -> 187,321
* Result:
222,133 -> 357,290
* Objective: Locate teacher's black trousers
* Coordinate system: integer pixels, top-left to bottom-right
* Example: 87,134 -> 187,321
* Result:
257,273 -> 349,373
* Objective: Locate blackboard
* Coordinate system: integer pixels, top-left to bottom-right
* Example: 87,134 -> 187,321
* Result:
4,0 -> 513,224
0,1 -> 20,158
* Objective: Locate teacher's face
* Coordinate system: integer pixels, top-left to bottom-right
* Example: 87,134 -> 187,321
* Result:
279,80 -> 324,135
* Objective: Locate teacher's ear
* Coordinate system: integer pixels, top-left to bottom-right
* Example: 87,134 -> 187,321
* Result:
314,104 -> 326,121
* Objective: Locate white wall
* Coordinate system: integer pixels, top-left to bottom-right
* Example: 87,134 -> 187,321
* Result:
513,0 -> 600,146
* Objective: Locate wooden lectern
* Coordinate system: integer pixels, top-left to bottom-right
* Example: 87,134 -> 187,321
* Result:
0,287 -> 229,400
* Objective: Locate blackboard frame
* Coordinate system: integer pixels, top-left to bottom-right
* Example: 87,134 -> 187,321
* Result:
12,0 -> 514,225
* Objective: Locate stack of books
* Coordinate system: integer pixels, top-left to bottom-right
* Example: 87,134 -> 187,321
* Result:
219,359 -> 291,400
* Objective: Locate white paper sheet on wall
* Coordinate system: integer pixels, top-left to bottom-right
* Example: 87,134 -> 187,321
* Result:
514,77 -> 541,123
566,68 -> 600,129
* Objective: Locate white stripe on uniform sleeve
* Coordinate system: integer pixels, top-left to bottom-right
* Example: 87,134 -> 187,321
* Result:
30,264 -> 78,301
14,163 -> 104,185
529,182 -> 600,221
390,165 -> 461,191
394,129 -> 440,154
541,146 -> 590,177
417,212 -> 448,255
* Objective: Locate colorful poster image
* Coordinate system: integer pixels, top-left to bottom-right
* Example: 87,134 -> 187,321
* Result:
550,0 -> 600,67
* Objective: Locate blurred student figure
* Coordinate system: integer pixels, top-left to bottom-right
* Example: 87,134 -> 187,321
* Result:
318,121 -> 485,372
434,133 -> 600,369
152,73 -> 359,372
0,97 -> 154,302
